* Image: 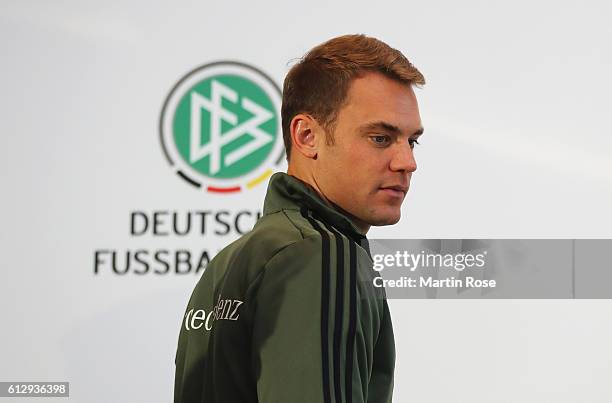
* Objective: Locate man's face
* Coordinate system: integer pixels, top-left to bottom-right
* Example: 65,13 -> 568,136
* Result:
314,72 -> 423,232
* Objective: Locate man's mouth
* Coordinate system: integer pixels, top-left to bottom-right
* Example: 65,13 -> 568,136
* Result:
379,185 -> 408,198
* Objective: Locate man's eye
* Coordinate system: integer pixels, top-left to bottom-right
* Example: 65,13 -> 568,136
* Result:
409,139 -> 420,148
371,135 -> 390,145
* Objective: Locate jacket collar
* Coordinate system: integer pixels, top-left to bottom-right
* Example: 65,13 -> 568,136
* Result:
263,172 -> 368,243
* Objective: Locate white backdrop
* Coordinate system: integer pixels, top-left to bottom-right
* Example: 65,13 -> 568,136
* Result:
1,0 -> 611,402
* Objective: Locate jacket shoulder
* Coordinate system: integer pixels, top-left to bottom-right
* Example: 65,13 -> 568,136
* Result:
204,210 -> 321,284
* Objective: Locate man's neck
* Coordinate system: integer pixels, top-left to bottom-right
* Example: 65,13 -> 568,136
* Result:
286,168 -> 370,235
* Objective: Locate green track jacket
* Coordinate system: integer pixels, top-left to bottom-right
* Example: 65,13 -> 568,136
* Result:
174,172 -> 395,403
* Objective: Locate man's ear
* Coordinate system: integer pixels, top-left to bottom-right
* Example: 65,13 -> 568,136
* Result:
290,114 -> 322,159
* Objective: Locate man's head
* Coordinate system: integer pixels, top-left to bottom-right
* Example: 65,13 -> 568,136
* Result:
282,34 -> 425,234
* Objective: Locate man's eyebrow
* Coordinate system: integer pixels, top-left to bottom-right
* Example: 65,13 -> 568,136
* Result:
360,121 -> 401,134
413,127 -> 424,136
359,121 -> 425,136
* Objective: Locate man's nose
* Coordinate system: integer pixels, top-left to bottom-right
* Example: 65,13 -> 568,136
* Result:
389,143 -> 417,173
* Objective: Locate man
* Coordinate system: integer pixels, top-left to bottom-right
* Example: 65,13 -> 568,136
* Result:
174,34 -> 425,403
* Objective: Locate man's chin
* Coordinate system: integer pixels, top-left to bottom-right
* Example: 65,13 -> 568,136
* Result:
368,212 -> 401,227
